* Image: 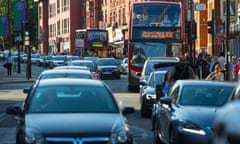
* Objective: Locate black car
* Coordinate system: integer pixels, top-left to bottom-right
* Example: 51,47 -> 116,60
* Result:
6,79 -> 135,144
137,57 -> 178,93
96,58 -> 121,79
152,80 -> 236,144
139,70 -> 167,117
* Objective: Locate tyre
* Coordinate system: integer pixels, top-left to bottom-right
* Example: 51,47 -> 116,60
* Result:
154,123 -> 164,144
116,74 -> 121,79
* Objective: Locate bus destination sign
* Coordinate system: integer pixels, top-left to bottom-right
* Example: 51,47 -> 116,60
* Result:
142,31 -> 173,39
132,28 -> 181,40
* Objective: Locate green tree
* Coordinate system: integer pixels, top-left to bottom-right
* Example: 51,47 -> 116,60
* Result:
0,0 -> 38,51
0,0 -> 14,50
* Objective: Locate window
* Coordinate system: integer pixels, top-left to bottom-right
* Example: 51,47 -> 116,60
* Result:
62,18 -> 69,34
57,0 -> 60,13
62,0 -> 69,12
170,86 -> 179,104
57,20 -> 60,35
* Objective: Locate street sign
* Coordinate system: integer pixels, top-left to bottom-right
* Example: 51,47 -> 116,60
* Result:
195,3 -> 206,11
14,1 -> 26,31
0,16 -> 8,36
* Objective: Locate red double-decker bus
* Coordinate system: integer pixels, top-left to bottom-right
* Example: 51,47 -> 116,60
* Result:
128,1 -> 185,91
75,28 -> 109,57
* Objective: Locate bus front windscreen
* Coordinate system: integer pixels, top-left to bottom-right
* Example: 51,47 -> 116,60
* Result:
87,30 -> 108,41
132,3 -> 181,27
130,42 -> 182,68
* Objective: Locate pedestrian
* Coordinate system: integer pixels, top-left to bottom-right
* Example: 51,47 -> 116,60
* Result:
209,55 -> 219,73
230,56 -> 237,81
197,49 -> 211,78
155,71 -> 170,99
205,63 -> 224,81
5,53 -> 14,76
233,57 -> 240,81
167,56 -> 196,84
218,52 -> 225,72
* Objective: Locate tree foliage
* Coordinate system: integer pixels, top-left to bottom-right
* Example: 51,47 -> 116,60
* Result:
0,0 -> 38,50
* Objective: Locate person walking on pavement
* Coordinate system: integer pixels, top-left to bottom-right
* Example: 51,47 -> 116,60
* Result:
6,53 -> 14,76
167,56 -> 196,84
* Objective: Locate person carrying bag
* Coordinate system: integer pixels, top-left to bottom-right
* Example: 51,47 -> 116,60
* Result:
5,53 -> 14,76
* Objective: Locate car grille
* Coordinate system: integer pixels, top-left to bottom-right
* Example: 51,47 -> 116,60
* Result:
46,137 -> 109,144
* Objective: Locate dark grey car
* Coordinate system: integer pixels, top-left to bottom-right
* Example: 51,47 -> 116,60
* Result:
6,79 -> 135,144
152,80 -> 236,144
96,58 -> 121,79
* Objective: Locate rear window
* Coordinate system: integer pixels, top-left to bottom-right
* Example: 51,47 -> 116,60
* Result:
145,60 -> 176,75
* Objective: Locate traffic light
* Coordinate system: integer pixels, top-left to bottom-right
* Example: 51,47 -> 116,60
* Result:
23,21 -> 30,46
208,20 -> 214,35
192,20 -> 197,40
24,30 -> 30,36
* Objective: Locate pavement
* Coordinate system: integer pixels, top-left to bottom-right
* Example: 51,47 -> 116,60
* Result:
0,63 -> 37,84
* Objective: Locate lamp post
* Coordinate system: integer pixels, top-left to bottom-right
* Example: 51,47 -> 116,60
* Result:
8,0 -> 11,53
187,0 -> 193,65
225,0 -> 230,81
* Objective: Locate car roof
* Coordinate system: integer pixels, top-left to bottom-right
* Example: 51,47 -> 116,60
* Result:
54,65 -> 89,70
37,78 -> 104,87
152,70 -> 168,74
97,58 -> 116,60
71,60 -> 94,63
54,65 -> 89,69
40,69 -> 91,75
147,56 -> 179,61
175,80 -> 235,87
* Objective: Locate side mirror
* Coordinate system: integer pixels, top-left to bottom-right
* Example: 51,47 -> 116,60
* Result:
139,80 -> 147,86
160,97 -> 172,105
136,72 -> 141,76
122,106 -> 135,115
6,106 -> 23,116
160,97 -> 173,110
23,86 -> 31,94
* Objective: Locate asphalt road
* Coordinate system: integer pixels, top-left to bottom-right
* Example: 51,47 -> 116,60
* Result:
0,70 -> 154,144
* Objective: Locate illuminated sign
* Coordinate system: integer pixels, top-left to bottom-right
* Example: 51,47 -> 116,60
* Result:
92,42 -> 103,47
132,28 -> 181,40
142,31 -> 173,39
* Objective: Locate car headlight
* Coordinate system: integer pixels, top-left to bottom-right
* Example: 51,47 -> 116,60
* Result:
109,124 -> 128,144
178,120 -> 206,135
146,94 -> 156,100
25,128 -> 45,144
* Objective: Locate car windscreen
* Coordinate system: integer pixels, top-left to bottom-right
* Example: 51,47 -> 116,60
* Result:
179,85 -> 234,106
28,86 -> 119,113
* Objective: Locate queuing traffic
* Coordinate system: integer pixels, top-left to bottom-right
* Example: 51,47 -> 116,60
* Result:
1,51 -> 240,144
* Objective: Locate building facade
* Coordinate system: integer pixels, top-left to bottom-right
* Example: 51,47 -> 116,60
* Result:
38,0 -> 86,55
38,0 -> 240,57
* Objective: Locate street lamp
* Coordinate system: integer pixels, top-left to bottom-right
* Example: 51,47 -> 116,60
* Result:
225,0 -> 230,81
